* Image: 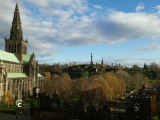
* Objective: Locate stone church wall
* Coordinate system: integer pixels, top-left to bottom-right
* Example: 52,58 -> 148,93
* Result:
3,61 -> 22,73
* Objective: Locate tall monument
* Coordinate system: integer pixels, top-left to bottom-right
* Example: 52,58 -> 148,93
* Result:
90,53 -> 93,65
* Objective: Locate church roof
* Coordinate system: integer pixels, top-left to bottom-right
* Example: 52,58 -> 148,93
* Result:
7,73 -> 43,78
23,54 -> 32,64
7,73 -> 27,78
0,50 -> 20,63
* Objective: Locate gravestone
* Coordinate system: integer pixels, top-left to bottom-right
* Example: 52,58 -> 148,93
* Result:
51,89 -> 60,111
40,93 -> 51,111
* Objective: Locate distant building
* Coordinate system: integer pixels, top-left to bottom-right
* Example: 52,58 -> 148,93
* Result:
152,83 -> 160,113
108,85 -> 157,120
101,58 -> 104,66
0,3 -> 45,101
129,85 -> 157,119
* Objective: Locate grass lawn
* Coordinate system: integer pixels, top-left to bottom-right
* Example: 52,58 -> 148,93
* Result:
60,95 -> 80,104
0,103 -> 17,114
0,98 -> 38,113
24,98 -> 39,107
152,116 -> 159,120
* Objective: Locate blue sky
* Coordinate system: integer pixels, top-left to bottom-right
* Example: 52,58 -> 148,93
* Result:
1,0 -> 160,67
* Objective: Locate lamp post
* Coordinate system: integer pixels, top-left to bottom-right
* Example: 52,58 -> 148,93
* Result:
36,88 -> 40,120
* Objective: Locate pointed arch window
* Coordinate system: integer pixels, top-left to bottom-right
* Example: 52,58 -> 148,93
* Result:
14,44 -> 16,53
12,44 -> 14,53
9,43 -> 11,52
17,44 -> 19,53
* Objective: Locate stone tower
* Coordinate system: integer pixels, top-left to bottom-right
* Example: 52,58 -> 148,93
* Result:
5,3 -> 27,63
90,53 -> 93,65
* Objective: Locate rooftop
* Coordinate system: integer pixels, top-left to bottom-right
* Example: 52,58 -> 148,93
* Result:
7,73 -> 27,78
23,54 -> 32,64
0,50 -> 20,63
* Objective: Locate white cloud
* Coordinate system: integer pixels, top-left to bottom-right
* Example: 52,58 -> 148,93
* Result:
26,36 -> 60,56
95,11 -> 160,44
138,43 -> 160,51
103,56 -> 160,67
1,0 -> 160,59
136,3 -> 144,12
0,38 -> 4,50
94,5 -> 102,9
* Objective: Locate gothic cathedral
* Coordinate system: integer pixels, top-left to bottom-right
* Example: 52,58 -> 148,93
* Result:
0,3 -> 45,101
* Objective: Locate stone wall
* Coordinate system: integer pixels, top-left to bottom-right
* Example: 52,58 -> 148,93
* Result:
2,61 -> 22,73
0,60 -> 45,102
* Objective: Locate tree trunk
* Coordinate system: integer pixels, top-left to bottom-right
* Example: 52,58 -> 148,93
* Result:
96,103 -> 99,112
84,102 -> 87,113
8,103 -> 9,108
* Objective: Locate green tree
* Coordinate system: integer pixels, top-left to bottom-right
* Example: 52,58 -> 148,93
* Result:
149,62 -> 160,80
132,64 -> 140,69
143,63 -> 149,70
81,71 -> 89,78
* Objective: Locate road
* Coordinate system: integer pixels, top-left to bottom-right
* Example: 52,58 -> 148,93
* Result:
0,112 -> 36,120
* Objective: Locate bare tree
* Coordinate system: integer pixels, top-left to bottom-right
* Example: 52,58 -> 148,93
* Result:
115,70 -> 150,91
40,73 -> 72,99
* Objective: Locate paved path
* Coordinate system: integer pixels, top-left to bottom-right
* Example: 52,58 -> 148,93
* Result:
0,112 -> 36,120
22,101 -> 31,116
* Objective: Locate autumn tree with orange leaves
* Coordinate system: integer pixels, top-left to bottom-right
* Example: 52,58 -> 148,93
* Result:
3,91 -> 14,108
73,72 -> 125,112
44,72 -> 51,81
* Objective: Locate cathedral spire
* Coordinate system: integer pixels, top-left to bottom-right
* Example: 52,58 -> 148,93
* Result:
101,57 -> 104,66
5,3 -> 27,63
32,52 -> 35,57
10,3 -> 23,40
